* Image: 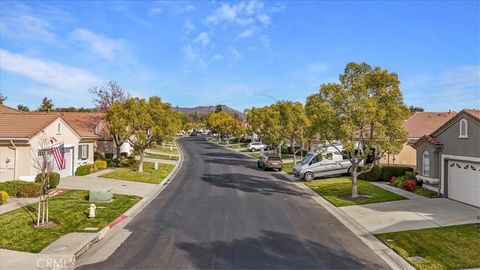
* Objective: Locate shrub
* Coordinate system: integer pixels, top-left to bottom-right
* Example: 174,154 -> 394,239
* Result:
403,179 -> 417,192
405,171 -> 416,179
0,191 -> 9,205
381,166 -> 414,181
390,176 -> 397,186
17,183 -> 42,198
75,164 -> 92,176
0,181 -> 32,196
105,153 -> 114,160
94,160 -> 108,170
35,172 -> 60,188
94,152 -> 105,161
393,175 -> 408,188
358,165 -> 383,181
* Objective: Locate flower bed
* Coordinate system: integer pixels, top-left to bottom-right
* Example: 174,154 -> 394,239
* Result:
390,173 -> 438,198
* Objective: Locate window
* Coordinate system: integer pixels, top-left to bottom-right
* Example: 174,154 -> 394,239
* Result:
57,123 -> 61,133
459,119 -> 468,138
78,145 -> 89,160
312,154 -> 323,164
422,151 -> 430,177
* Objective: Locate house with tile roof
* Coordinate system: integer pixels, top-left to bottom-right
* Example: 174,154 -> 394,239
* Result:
0,110 -> 97,181
413,109 -> 480,207
380,111 -> 456,168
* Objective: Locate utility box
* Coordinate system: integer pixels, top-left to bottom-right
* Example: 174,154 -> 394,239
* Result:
89,189 -> 113,203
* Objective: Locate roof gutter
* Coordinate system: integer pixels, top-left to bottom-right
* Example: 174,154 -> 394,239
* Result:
0,137 -> 29,141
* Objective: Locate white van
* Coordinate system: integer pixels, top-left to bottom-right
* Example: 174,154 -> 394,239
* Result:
293,146 -> 352,181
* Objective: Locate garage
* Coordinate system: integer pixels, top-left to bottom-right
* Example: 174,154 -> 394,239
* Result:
447,160 -> 480,207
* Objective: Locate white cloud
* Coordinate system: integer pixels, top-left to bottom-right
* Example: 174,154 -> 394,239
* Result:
180,4 -> 195,13
194,32 -> 210,46
205,2 -> 267,26
307,62 -> 329,74
257,14 -> 271,26
149,7 -> 162,15
211,54 -> 224,62
259,35 -> 270,48
70,28 -> 125,60
0,49 -> 101,90
184,19 -> 195,35
238,28 -> 255,39
231,48 -> 242,60
182,45 -> 207,68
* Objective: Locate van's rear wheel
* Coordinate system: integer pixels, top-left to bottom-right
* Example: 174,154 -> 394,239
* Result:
304,172 -> 314,181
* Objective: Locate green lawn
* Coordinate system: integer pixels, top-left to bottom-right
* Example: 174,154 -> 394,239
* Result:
414,187 -> 438,198
0,190 -> 139,253
151,147 -> 178,154
305,177 -> 406,207
99,162 -> 175,184
226,143 -> 248,149
145,153 -> 179,161
248,152 -> 262,159
282,162 -> 294,174
377,224 -> 480,270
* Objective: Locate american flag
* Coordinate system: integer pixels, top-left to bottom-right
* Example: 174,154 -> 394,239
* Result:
52,143 -> 66,170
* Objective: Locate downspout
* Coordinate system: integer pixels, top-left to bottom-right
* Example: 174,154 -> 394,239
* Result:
9,140 -> 17,180
437,145 -> 443,198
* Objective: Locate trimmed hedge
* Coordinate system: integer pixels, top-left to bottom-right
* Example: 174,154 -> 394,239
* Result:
358,165 -> 413,181
381,166 -> 414,181
94,160 -> 108,170
358,165 -> 383,181
75,164 -> 92,176
0,181 -> 42,198
35,172 -> 60,188
0,191 -> 9,205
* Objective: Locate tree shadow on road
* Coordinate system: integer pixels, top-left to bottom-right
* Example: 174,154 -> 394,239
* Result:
200,173 -> 310,196
175,230 -> 387,269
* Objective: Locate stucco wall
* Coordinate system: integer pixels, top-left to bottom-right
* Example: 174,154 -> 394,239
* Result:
436,115 -> 480,158
415,141 -> 440,179
380,142 -> 417,168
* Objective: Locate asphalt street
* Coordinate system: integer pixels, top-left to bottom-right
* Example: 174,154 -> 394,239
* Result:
79,136 -> 390,270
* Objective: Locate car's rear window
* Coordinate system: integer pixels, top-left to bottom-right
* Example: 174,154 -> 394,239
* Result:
268,156 -> 281,161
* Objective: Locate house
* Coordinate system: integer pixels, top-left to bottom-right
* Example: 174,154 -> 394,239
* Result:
0,112 -> 97,181
413,109 -> 480,207
380,111 -> 456,168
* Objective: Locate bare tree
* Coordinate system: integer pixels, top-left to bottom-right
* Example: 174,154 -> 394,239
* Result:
89,81 -> 130,158
31,133 -> 54,226
89,81 -> 130,112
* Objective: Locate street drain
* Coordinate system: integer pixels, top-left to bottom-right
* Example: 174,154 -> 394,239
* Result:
84,227 -> 99,231
408,256 -> 424,260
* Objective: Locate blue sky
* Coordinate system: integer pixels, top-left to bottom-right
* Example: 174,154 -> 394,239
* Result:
0,1 -> 479,112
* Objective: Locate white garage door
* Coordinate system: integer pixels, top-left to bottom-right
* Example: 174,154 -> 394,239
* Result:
448,160 -> 480,207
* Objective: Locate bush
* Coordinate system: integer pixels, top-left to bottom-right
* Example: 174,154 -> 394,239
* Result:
17,183 -> 42,198
35,172 -> 60,188
94,152 -> 105,161
393,175 -> 408,188
75,164 -> 92,176
0,191 -> 9,205
0,181 -> 32,196
358,165 -> 383,181
381,166 -> 414,181
403,179 -> 417,192
94,160 -> 108,170
105,153 -> 114,160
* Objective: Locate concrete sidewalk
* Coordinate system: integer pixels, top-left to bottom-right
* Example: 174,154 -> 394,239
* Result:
134,156 -> 177,165
145,149 -> 179,157
340,198 -> 480,234
0,197 -> 37,214
59,174 -> 156,197
371,182 -> 426,200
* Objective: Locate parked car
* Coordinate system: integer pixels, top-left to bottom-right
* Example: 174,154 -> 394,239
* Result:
257,153 -> 283,171
221,136 -> 236,142
293,148 -> 352,181
247,142 -> 267,152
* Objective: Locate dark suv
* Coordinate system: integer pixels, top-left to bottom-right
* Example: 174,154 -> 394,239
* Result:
257,153 -> 283,171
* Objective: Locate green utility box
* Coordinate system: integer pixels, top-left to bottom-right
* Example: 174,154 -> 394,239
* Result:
89,189 -> 113,203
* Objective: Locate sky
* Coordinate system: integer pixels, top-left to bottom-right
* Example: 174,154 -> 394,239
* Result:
0,0 -> 479,112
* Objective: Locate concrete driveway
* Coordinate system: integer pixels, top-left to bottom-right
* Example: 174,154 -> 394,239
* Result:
340,198 -> 480,234
58,169 -> 156,197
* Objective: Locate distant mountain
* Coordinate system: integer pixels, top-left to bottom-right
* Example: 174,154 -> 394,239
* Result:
174,105 -> 245,118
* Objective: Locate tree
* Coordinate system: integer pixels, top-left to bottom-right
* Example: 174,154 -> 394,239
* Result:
0,93 -> 6,104
17,104 -> 30,111
409,105 -> 424,113
38,97 -> 53,112
246,105 -> 283,155
207,111 -> 235,139
90,81 -> 130,158
277,101 -> 309,164
108,97 -> 180,172
214,104 -> 223,113
89,81 -> 130,112
305,62 -> 409,198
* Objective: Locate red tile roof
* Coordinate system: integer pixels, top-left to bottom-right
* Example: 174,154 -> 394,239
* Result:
0,113 -> 59,139
0,105 -> 21,114
404,111 -> 456,138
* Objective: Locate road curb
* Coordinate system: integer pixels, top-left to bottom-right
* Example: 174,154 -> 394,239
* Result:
74,139 -> 185,261
215,139 -> 415,270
